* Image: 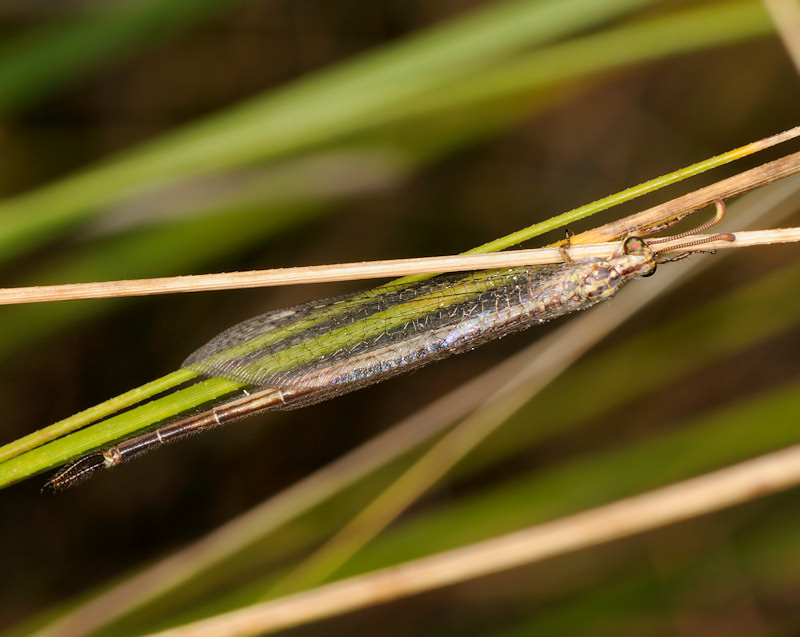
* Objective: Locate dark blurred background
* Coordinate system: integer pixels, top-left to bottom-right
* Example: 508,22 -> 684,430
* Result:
1,1 -> 799,635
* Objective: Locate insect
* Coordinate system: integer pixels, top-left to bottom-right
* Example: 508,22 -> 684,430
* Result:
43,202 -> 734,490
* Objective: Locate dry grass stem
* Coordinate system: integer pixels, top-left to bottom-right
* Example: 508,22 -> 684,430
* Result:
147,443 -> 800,637
575,148 -> 800,243
2,143 -> 800,306
0,227 -> 797,306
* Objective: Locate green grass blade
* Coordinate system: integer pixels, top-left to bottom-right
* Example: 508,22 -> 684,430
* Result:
0,370 -> 194,464
0,139 -> 792,486
0,376 -> 242,488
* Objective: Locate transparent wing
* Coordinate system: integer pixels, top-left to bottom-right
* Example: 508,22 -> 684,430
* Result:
183,264 -> 588,395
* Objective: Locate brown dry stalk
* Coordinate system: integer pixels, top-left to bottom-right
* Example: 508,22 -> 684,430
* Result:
1,142 -> 799,305
574,148 -> 800,243
146,443 -> 800,637
0,226 -> 796,305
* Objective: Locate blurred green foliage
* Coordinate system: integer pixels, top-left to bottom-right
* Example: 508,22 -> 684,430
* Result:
1,1 -> 799,636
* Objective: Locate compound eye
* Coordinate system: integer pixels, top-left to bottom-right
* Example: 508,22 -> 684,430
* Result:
641,264 -> 657,278
623,236 -> 646,255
